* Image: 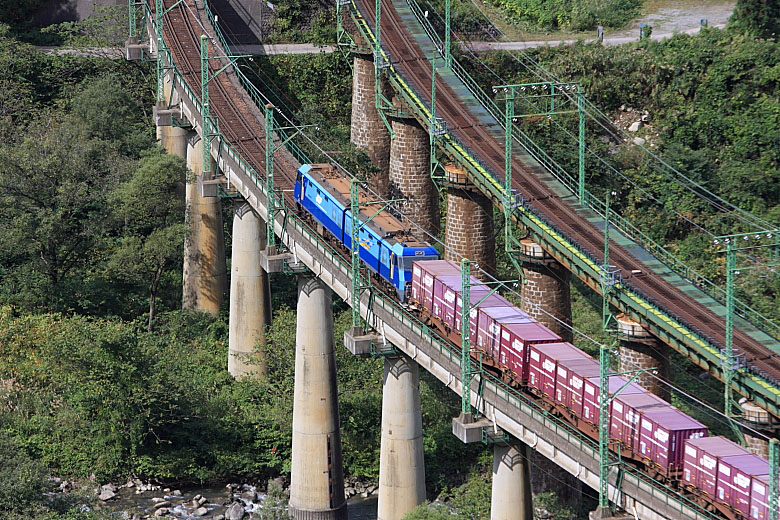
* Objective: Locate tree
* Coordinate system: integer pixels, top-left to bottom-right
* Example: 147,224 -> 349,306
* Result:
109,150 -> 186,330
0,114 -> 129,308
731,0 -> 780,38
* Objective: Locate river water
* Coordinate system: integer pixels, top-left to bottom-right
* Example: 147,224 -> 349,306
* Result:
100,484 -> 378,519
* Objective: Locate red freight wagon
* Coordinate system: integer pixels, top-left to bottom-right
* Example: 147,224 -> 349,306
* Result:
637,409 -> 707,474
582,376 -> 645,425
715,454 -> 768,516
464,294 -> 512,349
476,304 -> 532,362
749,474 -> 779,520
556,358 -> 601,418
528,342 -> 591,400
411,260 -> 460,310
683,437 -> 749,499
434,275 -> 484,328
503,322 -> 561,383
611,392 -> 668,452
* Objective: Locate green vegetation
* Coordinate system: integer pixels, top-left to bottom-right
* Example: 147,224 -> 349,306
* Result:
2,1 -> 779,519
731,0 -> 780,39
486,0 -> 641,32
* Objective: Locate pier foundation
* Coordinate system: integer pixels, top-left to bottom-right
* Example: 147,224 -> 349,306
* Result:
519,239 -> 573,342
388,117 -> 438,236
443,164 -> 495,279
351,53 -> 391,195
616,314 -> 669,400
491,443 -> 533,520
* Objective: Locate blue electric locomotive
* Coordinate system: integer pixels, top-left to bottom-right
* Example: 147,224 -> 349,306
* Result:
294,164 -> 439,301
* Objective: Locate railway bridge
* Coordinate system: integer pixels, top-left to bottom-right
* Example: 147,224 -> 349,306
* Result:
124,0 -> 780,518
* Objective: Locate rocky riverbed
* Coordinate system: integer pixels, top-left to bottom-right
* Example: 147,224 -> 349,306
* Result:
70,476 -> 380,519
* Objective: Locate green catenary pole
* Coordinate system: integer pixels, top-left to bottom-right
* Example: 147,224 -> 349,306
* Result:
129,0 -> 137,38
599,194 -> 612,513
504,88 -> 515,259
578,86 -> 585,204
351,180 -> 362,329
265,104 -> 276,250
200,34 -> 211,178
444,0 -> 451,68
429,57 -> 437,178
771,438 -> 779,520
725,238 -> 737,433
156,0 -> 164,103
461,258 -> 472,415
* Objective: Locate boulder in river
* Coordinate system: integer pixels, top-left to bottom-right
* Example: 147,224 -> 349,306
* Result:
98,489 -> 117,501
226,502 -> 246,520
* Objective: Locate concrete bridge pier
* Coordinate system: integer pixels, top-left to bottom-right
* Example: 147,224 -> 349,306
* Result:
443,164 -> 495,279
183,132 -> 227,314
388,117 -> 439,236
351,53 -> 391,196
616,314 -> 669,400
378,353 -> 426,520
227,201 -> 272,379
491,443 -> 533,520
161,126 -> 188,158
519,239 -> 573,342
289,275 -> 347,520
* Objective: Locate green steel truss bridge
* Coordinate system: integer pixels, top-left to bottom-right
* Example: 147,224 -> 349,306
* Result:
128,0 -> 780,517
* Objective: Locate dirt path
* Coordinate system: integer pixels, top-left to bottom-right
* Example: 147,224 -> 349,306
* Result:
469,0 -> 735,51
608,0 -> 735,39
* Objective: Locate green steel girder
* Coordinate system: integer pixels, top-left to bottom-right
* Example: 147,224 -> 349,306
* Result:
344,0 -> 780,418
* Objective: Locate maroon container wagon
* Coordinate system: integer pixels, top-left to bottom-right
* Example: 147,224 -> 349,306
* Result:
582,376 -> 645,426
476,305 -> 532,362
464,293 -> 511,349
715,453 -> 768,517
683,437 -> 750,499
528,342 -> 591,400
749,473 -> 779,520
411,260 -> 460,310
502,322 -> 561,383
636,409 -> 707,475
556,357 -> 601,419
611,392 -> 669,452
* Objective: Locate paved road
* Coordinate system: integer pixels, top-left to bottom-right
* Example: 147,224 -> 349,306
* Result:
470,1 -> 734,51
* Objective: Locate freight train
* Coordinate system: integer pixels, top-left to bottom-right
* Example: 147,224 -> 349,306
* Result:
294,163 -> 777,520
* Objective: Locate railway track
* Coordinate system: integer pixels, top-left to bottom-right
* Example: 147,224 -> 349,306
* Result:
162,0 -> 299,203
354,0 -> 780,382
159,0 -> 780,387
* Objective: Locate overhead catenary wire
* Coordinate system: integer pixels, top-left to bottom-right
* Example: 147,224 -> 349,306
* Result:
163,3 -> 780,480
